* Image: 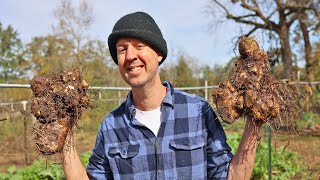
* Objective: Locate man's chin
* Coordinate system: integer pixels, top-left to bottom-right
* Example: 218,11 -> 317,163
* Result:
126,80 -> 146,88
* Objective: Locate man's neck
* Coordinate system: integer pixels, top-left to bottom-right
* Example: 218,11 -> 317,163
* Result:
131,80 -> 167,111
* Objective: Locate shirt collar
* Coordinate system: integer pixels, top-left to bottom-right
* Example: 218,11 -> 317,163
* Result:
161,81 -> 174,107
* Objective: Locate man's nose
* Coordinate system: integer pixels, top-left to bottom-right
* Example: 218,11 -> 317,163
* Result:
125,45 -> 138,61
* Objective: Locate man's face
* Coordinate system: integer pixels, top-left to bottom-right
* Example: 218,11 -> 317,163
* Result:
116,37 -> 163,88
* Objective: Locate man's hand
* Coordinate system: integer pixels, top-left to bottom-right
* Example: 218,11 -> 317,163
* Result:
62,135 -> 89,180
227,116 -> 262,180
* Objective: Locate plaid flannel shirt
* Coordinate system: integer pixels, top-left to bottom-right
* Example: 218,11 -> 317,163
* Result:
87,81 -> 233,180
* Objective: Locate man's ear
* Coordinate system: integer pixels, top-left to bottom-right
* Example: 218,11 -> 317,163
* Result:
157,54 -> 163,63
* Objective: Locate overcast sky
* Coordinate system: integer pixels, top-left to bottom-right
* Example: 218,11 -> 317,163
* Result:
0,0 -> 242,66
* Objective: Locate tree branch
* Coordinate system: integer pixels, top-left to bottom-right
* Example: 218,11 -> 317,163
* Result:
287,1 -> 315,26
274,0 -> 282,9
245,27 -> 259,37
239,0 -> 279,32
237,13 -> 258,19
226,14 -> 270,30
240,0 -> 266,21
212,0 -> 231,16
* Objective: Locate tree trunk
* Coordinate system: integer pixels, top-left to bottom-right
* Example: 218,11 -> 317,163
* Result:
278,25 -> 293,79
299,12 -> 315,112
299,12 -> 314,82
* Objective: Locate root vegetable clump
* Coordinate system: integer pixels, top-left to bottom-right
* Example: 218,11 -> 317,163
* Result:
30,69 -> 92,155
212,37 -> 294,125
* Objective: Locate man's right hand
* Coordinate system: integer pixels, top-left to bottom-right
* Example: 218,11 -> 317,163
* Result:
62,136 -> 89,180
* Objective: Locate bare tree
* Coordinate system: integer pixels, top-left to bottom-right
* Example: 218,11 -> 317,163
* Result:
52,0 -> 94,71
210,0 -> 317,79
294,0 -> 319,82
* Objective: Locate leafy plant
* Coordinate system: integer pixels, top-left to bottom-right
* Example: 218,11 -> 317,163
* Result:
0,160 -> 63,180
80,151 -> 92,166
226,132 -> 304,179
0,152 -> 92,180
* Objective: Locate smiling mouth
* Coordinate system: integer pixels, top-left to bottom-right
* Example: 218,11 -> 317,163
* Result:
128,66 -> 143,72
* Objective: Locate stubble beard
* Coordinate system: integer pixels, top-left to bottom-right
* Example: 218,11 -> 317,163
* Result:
125,68 -> 158,89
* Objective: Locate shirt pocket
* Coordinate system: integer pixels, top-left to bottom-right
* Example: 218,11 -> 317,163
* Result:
169,136 -> 206,171
169,136 -> 205,150
107,143 -> 141,175
108,143 -> 140,158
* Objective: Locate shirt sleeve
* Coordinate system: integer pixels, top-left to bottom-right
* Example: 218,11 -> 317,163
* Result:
86,124 -> 113,179
204,103 -> 234,180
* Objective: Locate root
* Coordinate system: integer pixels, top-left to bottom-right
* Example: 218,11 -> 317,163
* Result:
212,36 -> 295,132
30,69 -> 92,156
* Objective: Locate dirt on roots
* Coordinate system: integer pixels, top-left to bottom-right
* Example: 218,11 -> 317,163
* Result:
212,37 -> 295,127
30,69 -> 92,156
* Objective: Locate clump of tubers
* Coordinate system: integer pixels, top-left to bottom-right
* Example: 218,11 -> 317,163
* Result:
30,69 -> 92,155
212,37 -> 294,124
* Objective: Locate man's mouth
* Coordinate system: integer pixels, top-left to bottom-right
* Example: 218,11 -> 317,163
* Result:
129,66 -> 142,72
128,65 -> 144,72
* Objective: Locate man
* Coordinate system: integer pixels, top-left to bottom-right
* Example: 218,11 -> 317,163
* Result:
63,11 -> 262,180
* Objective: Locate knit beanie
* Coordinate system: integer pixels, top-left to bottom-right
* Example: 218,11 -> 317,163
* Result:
108,12 -> 167,65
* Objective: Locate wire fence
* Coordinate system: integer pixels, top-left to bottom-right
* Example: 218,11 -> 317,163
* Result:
0,80 -> 320,111
0,81 -> 216,109
0,80 -> 319,171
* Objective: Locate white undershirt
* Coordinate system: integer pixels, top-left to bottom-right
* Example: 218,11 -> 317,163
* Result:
135,107 -> 161,136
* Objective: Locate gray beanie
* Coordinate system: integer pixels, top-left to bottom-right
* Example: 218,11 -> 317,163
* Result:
108,12 -> 167,65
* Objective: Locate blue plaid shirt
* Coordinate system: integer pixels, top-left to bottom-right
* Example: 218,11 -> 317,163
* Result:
87,81 -> 233,180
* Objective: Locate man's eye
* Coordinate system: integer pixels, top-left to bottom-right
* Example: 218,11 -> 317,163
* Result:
137,44 -> 145,49
117,48 -> 126,54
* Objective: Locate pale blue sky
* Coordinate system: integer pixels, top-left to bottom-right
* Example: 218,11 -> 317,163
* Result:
0,0 -> 243,66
